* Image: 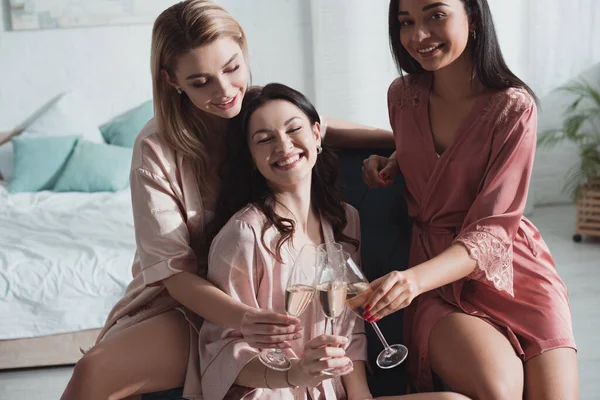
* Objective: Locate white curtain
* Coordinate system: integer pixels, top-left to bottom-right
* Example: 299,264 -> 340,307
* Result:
517,0 -> 600,97
505,0 -> 600,206
308,0 -> 600,206
309,0 -> 397,130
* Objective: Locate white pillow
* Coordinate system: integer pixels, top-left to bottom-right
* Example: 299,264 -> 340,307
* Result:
0,142 -> 13,181
22,92 -> 104,143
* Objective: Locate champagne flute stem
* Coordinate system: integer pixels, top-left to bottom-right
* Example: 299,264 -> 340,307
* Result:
370,321 -> 393,351
324,318 -> 328,335
331,318 -> 335,336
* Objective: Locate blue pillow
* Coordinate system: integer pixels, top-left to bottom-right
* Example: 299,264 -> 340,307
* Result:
9,135 -> 79,193
53,140 -> 132,192
100,101 -> 153,148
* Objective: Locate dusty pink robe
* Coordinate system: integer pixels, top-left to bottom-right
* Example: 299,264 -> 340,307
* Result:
389,73 -> 576,391
95,119 -> 210,399
200,204 -> 367,400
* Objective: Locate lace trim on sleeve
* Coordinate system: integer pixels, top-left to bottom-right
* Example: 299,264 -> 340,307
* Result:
455,230 -> 514,296
481,87 -> 534,126
389,75 -> 422,109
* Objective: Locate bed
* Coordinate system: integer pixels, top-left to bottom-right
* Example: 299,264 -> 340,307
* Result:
0,182 -> 135,369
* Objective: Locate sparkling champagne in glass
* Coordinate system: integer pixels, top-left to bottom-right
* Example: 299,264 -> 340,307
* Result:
342,251 -> 408,369
258,244 -> 323,371
316,243 -> 353,376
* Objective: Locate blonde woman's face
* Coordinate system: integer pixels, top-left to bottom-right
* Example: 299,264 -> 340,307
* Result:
170,37 -> 248,119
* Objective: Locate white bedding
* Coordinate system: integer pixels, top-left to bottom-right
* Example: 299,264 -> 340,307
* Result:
0,183 -> 135,340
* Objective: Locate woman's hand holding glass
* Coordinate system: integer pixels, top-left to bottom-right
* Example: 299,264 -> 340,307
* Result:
341,250 -> 409,369
241,308 -> 302,349
287,335 -> 352,388
316,242 -> 354,376
259,244 -> 323,371
362,269 -> 421,321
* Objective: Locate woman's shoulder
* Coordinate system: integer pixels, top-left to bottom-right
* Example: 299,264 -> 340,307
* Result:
219,205 -> 267,237
341,202 -> 360,237
484,86 -> 536,126
387,73 -> 428,109
210,205 -> 262,248
342,202 -> 359,220
131,118 -> 178,174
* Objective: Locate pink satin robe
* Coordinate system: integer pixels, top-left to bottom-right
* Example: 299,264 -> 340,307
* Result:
200,204 -> 367,400
389,73 -> 576,391
96,119 -> 209,399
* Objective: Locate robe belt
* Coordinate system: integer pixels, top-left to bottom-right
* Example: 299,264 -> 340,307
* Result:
413,220 -> 459,237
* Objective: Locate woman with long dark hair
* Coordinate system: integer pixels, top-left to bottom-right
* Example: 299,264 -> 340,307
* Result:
362,0 -> 578,398
201,83 -> 468,400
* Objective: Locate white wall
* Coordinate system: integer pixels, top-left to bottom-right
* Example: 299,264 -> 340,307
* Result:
0,0 -> 313,130
309,0 -> 397,130
0,4 -> 153,130
2,0 -> 598,205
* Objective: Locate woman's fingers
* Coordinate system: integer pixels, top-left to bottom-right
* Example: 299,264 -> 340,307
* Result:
362,156 -> 386,187
241,309 -> 303,348
367,284 -> 405,317
246,322 -> 301,336
248,310 -> 301,326
379,160 -> 398,183
370,292 -> 412,320
306,334 -> 348,349
248,331 -> 303,344
307,344 -> 346,361
247,339 -> 292,349
364,272 -> 401,312
310,357 -> 353,374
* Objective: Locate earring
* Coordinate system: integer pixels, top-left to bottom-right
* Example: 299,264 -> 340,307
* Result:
471,30 -> 477,40
316,145 -> 323,154
176,88 -> 182,94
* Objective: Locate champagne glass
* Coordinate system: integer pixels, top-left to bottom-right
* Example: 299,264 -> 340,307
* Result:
258,244 -> 324,371
316,245 -> 353,375
342,251 -> 408,369
317,242 -> 345,272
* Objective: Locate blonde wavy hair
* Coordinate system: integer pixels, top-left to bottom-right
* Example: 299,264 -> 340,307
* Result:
151,0 -> 248,197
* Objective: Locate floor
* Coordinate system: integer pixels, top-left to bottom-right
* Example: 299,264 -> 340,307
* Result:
0,205 -> 598,400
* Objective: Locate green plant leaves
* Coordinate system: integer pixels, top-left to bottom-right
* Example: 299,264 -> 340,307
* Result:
537,78 -> 600,201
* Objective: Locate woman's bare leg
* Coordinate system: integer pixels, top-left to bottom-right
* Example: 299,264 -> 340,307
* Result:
524,347 -> 579,400
428,313 -> 524,400
61,310 -> 190,400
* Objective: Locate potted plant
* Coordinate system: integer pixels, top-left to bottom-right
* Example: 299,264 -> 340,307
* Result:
537,78 -> 600,242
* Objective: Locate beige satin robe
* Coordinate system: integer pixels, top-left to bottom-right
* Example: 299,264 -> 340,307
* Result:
96,119 -> 209,399
200,204 -> 367,400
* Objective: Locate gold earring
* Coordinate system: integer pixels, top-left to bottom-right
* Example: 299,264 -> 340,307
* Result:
471,30 -> 477,40
176,88 -> 182,94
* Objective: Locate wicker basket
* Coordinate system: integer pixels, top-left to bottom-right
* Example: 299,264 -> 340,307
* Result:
573,179 -> 600,242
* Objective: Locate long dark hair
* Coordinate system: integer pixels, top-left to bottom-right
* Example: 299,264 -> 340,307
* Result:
209,83 -> 359,261
388,0 -> 538,103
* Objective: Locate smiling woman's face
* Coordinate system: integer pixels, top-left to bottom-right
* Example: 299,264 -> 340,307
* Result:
168,37 -> 248,119
397,0 -> 471,71
247,99 -> 321,192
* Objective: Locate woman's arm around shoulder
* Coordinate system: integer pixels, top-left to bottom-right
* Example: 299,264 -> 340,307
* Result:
130,130 -> 299,341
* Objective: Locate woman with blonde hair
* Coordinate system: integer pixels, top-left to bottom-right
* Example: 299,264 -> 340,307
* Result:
61,1 -> 392,399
